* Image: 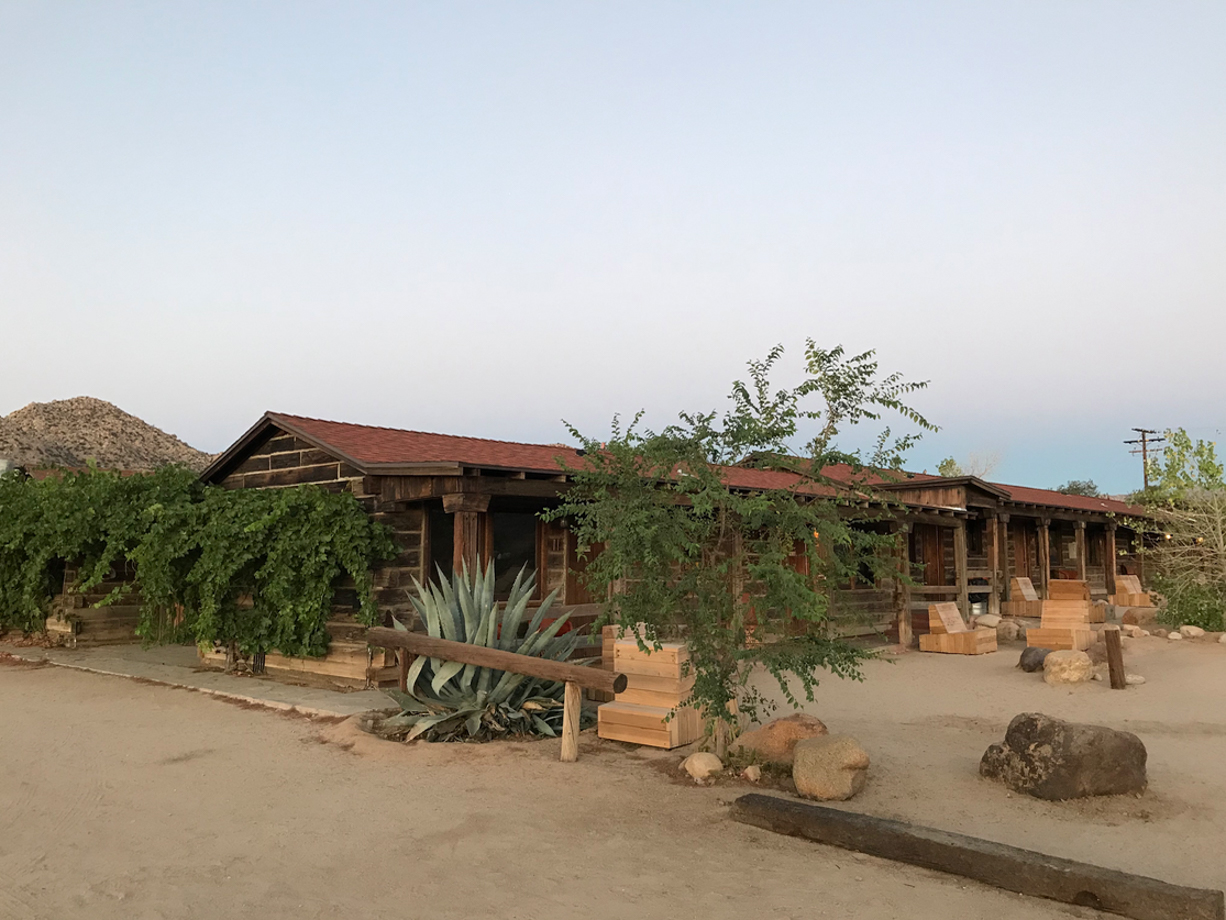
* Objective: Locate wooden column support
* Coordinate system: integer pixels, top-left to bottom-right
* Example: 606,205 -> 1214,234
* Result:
1075,521 -> 1088,582
894,523 -> 912,648
1038,519 -> 1052,600
986,515 -> 1001,617
999,514 -> 1011,602
954,521 -> 970,619
443,494 -> 491,574
1105,525 -> 1118,596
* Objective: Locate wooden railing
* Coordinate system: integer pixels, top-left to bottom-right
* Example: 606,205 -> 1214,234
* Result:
366,627 -> 627,763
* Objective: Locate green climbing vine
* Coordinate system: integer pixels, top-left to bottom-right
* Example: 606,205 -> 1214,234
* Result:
0,466 -> 396,656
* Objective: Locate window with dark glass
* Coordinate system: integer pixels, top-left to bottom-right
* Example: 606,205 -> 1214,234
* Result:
428,508 -> 455,582
491,513 -> 538,598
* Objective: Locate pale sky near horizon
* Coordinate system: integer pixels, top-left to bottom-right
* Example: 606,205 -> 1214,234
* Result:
2,2 -> 1223,493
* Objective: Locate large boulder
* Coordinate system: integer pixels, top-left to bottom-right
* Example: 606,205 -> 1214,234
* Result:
732,713 -> 828,765
975,613 -> 1002,629
1122,608 -> 1158,626
980,712 -> 1147,800
996,619 -> 1022,642
792,735 -> 869,801
1043,650 -> 1093,684
1018,646 -> 1051,672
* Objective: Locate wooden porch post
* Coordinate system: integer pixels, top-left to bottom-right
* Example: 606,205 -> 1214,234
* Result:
1075,520 -> 1088,582
443,493 -> 491,573
894,522 -> 912,648
986,514 -> 1001,617
954,520 -> 969,619
1038,518 -> 1051,599
999,514 -> 1011,601
1105,524 -> 1118,596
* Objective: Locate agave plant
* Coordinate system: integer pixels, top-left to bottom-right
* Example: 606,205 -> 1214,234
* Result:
374,562 -> 587,742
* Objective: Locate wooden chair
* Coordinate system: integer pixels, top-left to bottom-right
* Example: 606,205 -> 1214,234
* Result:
1001,577 -> 1044,618
918,602 -> 997,655
1110,575 -> 1155,608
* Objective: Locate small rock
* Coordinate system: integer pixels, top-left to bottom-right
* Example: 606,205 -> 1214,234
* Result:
1219,634 -> 1226,644
732,713 -> 828,765
1168,631 -> 1183,641
997,619 -> 1021,642
741,765 -> 762,783
1125,674 -> 1146,685
681,752 -> 723,784
980,712 -> 1147,800
793,735 -> 870,801
1018,647 -> 1051,672
1043,650 -> 1094,685
1121,624 -> 1144,638
1151,628 -> 1167,638
1179,625 -> 1206,639
976,614 -> 1002,629
1141,629 -> 1151,637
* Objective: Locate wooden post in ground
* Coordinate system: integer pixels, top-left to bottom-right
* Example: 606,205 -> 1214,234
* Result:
1105,525 -> 1118,596
398,649 -> 411,693
954,521 -> 970,620
1075,520 -> 1088,582
560,680 -> 581,762
1038,519 -> 1052,599
1104,626 -> 1126,690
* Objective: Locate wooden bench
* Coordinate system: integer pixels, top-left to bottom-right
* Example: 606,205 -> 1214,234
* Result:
1110,575 -> 1155,608
918,602 -> 997,655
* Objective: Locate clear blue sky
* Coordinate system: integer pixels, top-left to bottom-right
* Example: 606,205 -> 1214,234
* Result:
2,2 -> 1222,493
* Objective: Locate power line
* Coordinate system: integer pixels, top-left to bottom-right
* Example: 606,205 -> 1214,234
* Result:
1124,428 -> 1165,490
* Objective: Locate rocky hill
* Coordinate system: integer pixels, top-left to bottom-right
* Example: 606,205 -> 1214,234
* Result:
0,397 -> 213,472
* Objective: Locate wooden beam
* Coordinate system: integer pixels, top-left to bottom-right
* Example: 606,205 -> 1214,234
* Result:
1105,525 -> 1118,596
366,627 -> 628,695
730,794 -> 1225,920
894,526 -> 912,648
1075,520 -> 1088,581
954,521 -> 969,619
442,493 -> 491,514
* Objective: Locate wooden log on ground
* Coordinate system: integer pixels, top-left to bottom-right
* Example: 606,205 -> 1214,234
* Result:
730,794 -> 1224,920
366,627 -> 627,695
1104,625 -> 1127,690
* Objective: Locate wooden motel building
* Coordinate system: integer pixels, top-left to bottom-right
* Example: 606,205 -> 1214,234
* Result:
202,412 -> 1148,683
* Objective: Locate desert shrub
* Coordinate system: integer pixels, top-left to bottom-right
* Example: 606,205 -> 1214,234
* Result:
372,563 -> 588,742
1152,576 -> 1226,632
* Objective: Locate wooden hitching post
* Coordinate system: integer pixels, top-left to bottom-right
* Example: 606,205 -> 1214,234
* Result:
560,680 -> 581,763
1104,626 -> 1126,690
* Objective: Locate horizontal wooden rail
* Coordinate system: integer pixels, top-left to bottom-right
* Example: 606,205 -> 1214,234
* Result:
366,627 -> 626,763
367,628 -> 626,695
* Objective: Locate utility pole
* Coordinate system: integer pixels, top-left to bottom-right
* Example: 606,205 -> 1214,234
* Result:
1124,428 -> 1165,491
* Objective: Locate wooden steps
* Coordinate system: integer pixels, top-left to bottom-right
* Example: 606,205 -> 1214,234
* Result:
44,604 -> 142,647
1027,580 -> 1097,651
598,633 -> 702,749
1110,575 -> 1155,608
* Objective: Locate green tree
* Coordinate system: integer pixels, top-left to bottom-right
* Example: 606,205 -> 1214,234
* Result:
547,342 -> 934,754
1140,428 -> 1224,505
1057,480 -> 1100,497
937,457 -> 962,477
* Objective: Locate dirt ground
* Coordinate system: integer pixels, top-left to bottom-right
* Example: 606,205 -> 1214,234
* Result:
1,634 -> 1223,920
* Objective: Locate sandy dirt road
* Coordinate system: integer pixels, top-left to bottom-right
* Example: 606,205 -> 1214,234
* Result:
1,634 -> 1223,920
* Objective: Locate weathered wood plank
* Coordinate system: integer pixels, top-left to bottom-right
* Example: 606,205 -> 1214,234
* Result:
730,794 -> 1224,920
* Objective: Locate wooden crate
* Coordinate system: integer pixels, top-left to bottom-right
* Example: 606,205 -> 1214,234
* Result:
1001,599 -> 1045,618
918,630 -> 997,655
1026,627 -> 1095,651
1049,580 -> 1091,601
597,701 -> 702,749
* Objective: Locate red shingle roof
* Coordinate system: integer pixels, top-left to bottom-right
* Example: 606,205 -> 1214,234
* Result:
206,412 -> 1142,518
